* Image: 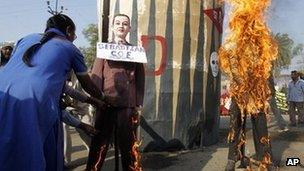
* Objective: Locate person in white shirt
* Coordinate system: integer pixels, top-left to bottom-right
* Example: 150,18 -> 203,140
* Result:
287,70 -> 304,127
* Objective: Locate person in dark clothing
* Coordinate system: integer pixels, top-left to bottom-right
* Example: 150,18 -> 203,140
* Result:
86,14 -> 145,171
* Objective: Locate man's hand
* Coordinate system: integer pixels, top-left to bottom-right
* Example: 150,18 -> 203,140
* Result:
77,74 -> 104,100
78,122 -> 99,136
135,105 -> 143,112
86,96 -> 108,109
103,95 -> 116,106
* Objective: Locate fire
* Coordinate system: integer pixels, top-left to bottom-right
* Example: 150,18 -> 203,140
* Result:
227,129 -> 235,142
129,112 -> 142,171
220,0 -> 277,169
260,136 -> 270,145
227,119 -> 237,142
259,136 -> 272,170
94,144 -> 107,171
219,0 -> 278,115
259,153 -> 272,170
129,136 -> 142,171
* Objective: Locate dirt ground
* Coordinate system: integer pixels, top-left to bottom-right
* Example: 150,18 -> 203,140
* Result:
65,116 -> 304,171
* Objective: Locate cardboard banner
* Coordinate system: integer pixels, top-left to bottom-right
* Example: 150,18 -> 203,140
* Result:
96,42 -> 148,63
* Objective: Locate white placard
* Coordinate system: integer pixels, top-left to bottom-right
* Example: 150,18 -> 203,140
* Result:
96,42 -> 147,63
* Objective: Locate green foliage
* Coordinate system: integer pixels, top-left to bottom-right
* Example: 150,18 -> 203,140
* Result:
292,43 -> 304,56
80,24 -> 98,69
272,33 -> 294,77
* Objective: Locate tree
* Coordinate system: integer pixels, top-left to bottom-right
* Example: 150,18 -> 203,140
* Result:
79,24 -> 98,68
269,33 -> 294,129
268,33 -> 294,129
292,43 -> 304,56
272,33 -> 294,77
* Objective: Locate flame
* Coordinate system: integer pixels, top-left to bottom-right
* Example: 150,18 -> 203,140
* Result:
260,136 -> 270,145
219,0 -> 278,115
129,113 -> 142,171
259,152 -> 272,170
227,118 -> 237,142
94,144 -> 107,171
132,113 -> 140,125
227,130 -> 235,142
129,137 -> 142,171
259,136 -> 272,170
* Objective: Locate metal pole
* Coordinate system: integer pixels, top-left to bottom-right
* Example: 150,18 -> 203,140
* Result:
46,0 -> 64,15
102,0 -> 110,42
55,0 -> 58,14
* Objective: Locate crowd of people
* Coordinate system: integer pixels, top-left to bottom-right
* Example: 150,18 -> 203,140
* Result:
0,13 -> 144,171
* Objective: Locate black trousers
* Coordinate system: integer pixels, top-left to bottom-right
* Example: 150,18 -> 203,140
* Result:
86,107 -> 139,171
227,99 -> 273,163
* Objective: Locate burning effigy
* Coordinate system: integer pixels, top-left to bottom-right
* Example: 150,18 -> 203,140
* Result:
219,0 -> 278,170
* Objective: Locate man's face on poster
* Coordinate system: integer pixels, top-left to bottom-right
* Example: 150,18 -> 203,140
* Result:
112,16 -> 131,39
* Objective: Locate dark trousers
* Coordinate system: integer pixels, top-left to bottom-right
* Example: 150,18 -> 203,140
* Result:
86,107 -> 139,171
227,99 -> 273,163
288,101 -> 304,125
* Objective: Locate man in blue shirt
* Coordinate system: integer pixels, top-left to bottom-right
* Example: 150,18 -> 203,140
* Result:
287,70 -> 304,126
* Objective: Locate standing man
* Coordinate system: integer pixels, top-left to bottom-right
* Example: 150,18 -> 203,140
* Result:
287,70 -> 304,127
86,14 -> 145,171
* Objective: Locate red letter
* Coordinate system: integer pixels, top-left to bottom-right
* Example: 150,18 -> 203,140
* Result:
141,35 -> 167,76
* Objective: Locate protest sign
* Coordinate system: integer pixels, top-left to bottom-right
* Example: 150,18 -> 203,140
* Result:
96,42 -> 147,63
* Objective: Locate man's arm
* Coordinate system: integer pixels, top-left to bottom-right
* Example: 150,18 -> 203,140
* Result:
61,109 -> 81,127
76,74 -> 105,101
63,84 -> 105,108
90,58 -> 105,93
63,84 -> 88,103
61,110 -> 98,136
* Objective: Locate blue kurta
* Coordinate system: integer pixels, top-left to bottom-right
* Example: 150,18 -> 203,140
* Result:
0,29 -> 87,171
